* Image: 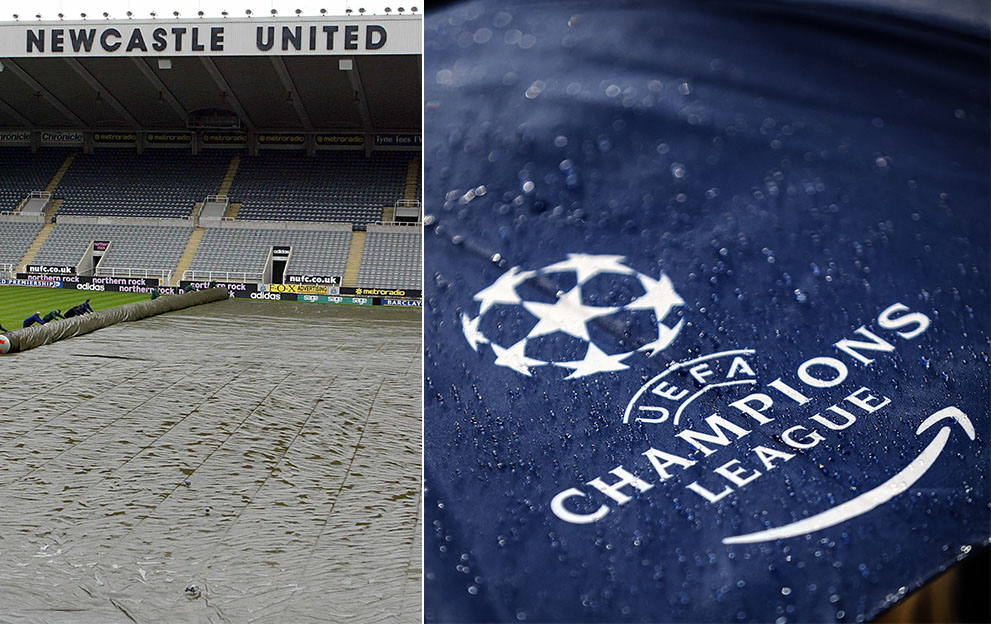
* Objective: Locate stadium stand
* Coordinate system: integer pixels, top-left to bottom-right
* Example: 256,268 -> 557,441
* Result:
33,223 -> 192,277
229,151 -> 412,224
0,221 -> 43,267
54,149 -> 230,219
188,226 -> 353,281
0,147 -> 69,212
356,226 -> 422,290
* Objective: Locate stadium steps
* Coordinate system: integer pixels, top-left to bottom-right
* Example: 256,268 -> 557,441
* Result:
43,199 -> 62,221
224,202 -> 241,219
341,231 -> 366,288
382,205 -> 396,221
46,153 -> 77,192
173,227 -> 206,285
190,201 -> 204,220
404,156 -> 420,201
218,155 -> 241,196
19,221 -> 57,272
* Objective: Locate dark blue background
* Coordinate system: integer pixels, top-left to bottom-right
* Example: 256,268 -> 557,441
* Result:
424,2 -> 989,622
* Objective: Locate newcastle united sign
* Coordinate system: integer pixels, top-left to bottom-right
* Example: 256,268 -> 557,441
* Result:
0,16 -> 421,57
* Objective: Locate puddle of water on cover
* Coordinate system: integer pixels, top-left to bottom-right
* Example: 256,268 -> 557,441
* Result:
0,299 -> 422,623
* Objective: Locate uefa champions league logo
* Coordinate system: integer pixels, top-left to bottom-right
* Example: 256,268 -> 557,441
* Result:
460,254 -> 685,378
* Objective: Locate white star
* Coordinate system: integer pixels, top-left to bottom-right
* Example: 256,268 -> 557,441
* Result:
473,266 -> 535,315
626,272 -> 684,323
522,287 -> 617,341
541,253 -> 635,285
491,339 -> 545,376
556,342 -> 632,379
638,318 -> 685,356
460,313 -> 488,352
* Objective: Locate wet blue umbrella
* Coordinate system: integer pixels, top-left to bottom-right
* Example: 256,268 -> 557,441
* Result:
424,1 -> 989,622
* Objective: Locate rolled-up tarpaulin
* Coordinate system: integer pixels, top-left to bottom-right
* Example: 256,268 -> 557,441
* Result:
0,287 -> 229,354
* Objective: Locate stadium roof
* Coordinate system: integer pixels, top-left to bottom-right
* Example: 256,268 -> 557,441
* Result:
0,16 -> 421,134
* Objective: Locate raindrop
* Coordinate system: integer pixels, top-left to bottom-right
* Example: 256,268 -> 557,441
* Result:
473,28 -> 493,44
525,81 -> 545,99
670,163 -> 686,179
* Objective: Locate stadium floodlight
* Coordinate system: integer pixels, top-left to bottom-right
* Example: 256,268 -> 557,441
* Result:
221,11 -> 229,17
245,9 -> 252,17
150,11 -> 157,18
58,13 -> 64,19
36,13 -> 42,20
345,9 -> 352,15
173,11 -> 180,18
295,9 -> 302,16
398,7 -> 405,14
198,11 -> 205,18
126,11 -> 133,18
103,12 -> 110,19
271,9 -> 278,16
411,6 -> 418,13
11,14 -> 17,21
384,7 -> 392,14
359,8 -> 365,14
80,13 -> 86,19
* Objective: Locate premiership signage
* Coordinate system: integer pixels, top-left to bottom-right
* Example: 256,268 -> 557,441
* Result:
2,17 -> 420,57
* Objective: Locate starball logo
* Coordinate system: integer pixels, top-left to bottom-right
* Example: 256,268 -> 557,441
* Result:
461,254 -> 975,544
461,254 -> 684,378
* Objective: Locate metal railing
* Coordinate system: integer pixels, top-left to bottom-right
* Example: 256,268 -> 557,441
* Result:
373,220 -> 422,227
29,191 -> 52,199
205,194 -> 230,205
394,199 -> 421,208
97,267 -> 174,282
183,270 -> 263,283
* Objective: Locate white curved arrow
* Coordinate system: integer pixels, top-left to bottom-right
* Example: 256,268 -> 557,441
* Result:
722,407 -> 974,545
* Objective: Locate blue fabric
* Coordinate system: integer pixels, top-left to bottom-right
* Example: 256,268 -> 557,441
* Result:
23,314 -> 44,328
424,2 -> 989,622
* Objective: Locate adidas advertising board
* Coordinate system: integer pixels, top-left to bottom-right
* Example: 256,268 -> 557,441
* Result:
424,2 -> 988,623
